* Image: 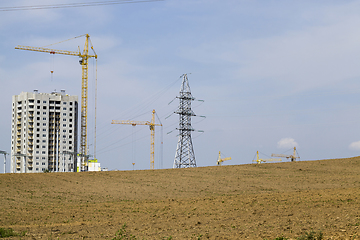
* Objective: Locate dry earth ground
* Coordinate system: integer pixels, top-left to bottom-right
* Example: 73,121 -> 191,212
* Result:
0,157 -> 360,239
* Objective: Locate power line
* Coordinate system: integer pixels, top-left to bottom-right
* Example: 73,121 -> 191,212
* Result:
0,0 -> 164,11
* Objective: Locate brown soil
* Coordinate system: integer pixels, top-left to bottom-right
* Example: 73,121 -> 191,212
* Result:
0,157 -> 360,239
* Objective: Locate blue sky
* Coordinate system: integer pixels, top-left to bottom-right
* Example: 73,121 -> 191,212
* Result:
1,0 -> 360,172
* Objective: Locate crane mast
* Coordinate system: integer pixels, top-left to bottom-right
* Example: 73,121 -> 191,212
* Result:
15,34 -> 97,171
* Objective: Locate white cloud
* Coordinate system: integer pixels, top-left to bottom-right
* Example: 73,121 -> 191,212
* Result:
349,141 -> 360,150
277,138 -> 298,149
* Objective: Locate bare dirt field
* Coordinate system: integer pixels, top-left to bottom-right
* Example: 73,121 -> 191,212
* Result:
1,157 -> 360,239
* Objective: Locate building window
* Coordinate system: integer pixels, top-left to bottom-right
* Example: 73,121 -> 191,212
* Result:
42,168 -> 45,171
36,145 -> 39,148
63,108 -> 67,110
69,130 -> 72,133
63,102 -> 67,105
37,106 -> 40,109
37,111 -> 40,115
63,113 -> 66,116
36,168 -> 39,171
42,140 -> 46,143
36,140 -> 40,143
36,157 -> 39,160
42,157 -> 46,160
37,134 -> 40,137
43,112 -> 46,115
70,108 -> 72,111
37,128 -> 40,132
37,117 -> 40,120
42,129 -> 46,131
36,162 -> 39,165
63,124 -> 66,127
36,151 -> 39,154
42,134 -> 46,137
43,123 -> 46,126
43,106 -> 47,109
63,130 -> 66,132
69,124 -> 72,127
37,100 -> 40,103
42,151 -> 45,154
69,119 -> 72,122
37,123 -> 40,126
69,113 -> 72,116
43,118 -> 46,120
43,101 -> 46,103
42,163 -> 45,165
70,102 -> 73,105
42,146 -> 46,148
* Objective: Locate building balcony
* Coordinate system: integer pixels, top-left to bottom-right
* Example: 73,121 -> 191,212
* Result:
16,143 -> 21,147
28,129 -> 34,134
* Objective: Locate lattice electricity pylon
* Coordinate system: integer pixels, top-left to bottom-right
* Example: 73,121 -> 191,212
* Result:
173,74 -> 197,168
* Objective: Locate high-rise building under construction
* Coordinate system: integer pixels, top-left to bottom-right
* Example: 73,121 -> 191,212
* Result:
11,90 -> 78,173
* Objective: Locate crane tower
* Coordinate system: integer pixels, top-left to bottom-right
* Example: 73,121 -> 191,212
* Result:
217,151 -> 231,166
15,34 -> 97,170
173,74 -> 197,168
271,147 -> 299,162
111,110 -> 162,169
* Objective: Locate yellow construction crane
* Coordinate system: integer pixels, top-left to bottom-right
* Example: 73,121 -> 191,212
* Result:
111,109 -> 162,169
271,147 -> 299,162
216,151 -> 231,166
15,34 -> 97,171
253,151 -> 281,164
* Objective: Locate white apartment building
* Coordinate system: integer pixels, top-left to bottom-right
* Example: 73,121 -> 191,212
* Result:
11,90 -> 78,173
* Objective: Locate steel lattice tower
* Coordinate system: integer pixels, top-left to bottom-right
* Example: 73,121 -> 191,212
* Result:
173,74 -> 197,168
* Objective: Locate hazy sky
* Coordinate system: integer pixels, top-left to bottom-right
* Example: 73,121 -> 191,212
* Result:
1,0 -> 360,172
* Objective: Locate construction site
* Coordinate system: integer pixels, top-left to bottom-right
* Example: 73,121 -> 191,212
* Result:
1,1 -> 360,239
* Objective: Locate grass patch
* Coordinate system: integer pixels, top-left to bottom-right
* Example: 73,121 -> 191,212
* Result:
297,231 -> 323,240
0,228 -> 25,238
112,224 -> 137,240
